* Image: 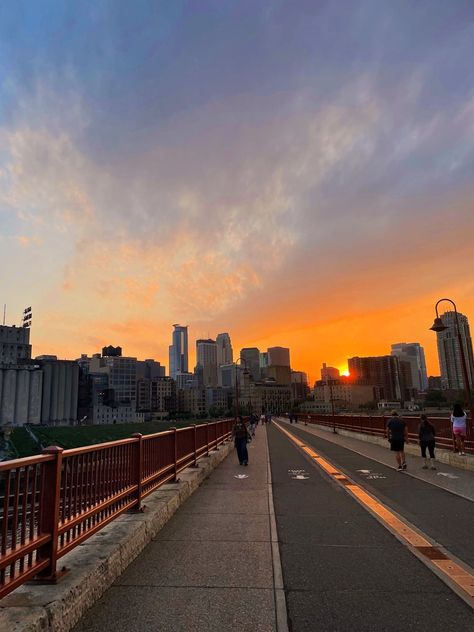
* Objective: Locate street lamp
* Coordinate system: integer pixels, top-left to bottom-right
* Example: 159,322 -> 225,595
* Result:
327,378 -> 337,433
429,298 -> 473,437
234,357 -> 250,420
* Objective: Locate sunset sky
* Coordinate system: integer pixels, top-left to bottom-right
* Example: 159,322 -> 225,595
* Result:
1,1 -> 474,383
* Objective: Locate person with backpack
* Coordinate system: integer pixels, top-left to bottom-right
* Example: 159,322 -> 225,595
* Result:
418,414 -> 436,470
233,416 -> 251,466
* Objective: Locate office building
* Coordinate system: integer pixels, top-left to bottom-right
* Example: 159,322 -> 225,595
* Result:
219,363 -> 238,389
175,371 -> 194,390
268,346 -> 290,367
240,347 -> 260,381
291,371 -> 309,402
348,355 -> 412,402
0,325 -> 32,365
321,364 -> 340,381
314,381 -> 380,410
435,311 -> 474,390
136,359 -> 166,380
259,352 -> 269,378
137,377 -> 176,418
196,339 -> 218,387
178,387 -> 206,417
205,387 -> 229,415
216,333 -> 233,367
266,365 -> 291,385
169,324 -> 188,380
239,376 -> 292,415
89,349 -> 137,406
428,376 -> 442,390
391,342 -> 428,392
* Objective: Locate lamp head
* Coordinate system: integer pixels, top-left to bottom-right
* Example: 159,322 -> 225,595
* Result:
430,317 -> 448,333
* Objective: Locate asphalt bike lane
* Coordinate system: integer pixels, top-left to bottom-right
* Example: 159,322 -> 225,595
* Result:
266,424 -> 474,631
279,423 -> 474,571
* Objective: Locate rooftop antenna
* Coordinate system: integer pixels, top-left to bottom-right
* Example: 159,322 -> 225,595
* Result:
3,304 -> 5,326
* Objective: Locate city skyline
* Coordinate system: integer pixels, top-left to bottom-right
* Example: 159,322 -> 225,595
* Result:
1,2 -> 473,383
1,313 -> 456,388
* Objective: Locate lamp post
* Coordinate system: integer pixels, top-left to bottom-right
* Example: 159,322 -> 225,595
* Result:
234,357 -> 249,420
429,298 -> 473,438
328,378 -> 337,433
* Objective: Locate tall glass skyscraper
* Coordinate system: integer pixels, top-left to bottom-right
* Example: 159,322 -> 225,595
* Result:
436,311 -> 474,390
391,342 -> 428,392
169,324 -> 188,380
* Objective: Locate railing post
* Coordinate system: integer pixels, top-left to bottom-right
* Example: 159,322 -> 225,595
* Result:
214,422 -> 219,450
36,446 -> 66,581
171,427 -> 179,481
131,433 -> 144,512
191,424 -> 199,467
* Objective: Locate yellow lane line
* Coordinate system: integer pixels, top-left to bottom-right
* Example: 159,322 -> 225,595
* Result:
275,422 -> 474,602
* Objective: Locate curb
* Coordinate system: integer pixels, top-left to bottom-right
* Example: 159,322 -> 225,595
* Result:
0,441 -> 234,632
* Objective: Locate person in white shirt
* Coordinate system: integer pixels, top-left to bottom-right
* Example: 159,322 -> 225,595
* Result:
451,403 -> 467,456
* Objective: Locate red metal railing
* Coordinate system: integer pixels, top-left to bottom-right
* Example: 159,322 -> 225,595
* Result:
295,414 -> 473,454
0,419 -> 234,599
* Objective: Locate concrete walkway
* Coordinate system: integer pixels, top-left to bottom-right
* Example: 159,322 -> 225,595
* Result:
73,426 -> 283,632
279,418 -> 474,501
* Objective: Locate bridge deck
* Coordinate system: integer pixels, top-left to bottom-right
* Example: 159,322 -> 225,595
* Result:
73,421 -> 474,631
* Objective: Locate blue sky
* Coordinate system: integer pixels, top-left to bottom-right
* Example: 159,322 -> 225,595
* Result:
1,1 -> 473,376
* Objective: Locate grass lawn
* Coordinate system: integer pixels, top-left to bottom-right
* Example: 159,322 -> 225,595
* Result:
9,420 -> 210,458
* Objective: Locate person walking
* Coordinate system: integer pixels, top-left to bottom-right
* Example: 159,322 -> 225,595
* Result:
451,404 -> 467,456
249,413 -> 257,437
418,414 -> 436,470
233,416 -> 251,466
386,410 -> 408,471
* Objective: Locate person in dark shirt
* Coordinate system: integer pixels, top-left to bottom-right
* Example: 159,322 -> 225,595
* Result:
386,410 -> 408,471
418,414 -> 436,470
233,416 -> 251,466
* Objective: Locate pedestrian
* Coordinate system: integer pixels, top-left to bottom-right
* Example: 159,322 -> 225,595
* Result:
249,413 -> 257,437
418,414 -> 436,470
386,410 -> 408,471
451,403 -> 467,456
233,416 -> 251,466
260,413 -> 266,426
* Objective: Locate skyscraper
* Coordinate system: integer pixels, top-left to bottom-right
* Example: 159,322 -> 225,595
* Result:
348,355 -> 407,402
391,343 -> 428,392
240,347 -> 260,381
169,324 -> 188,380
435,311 -> 474,390
216,333 -> 233,366
268,346 -> 290,367
196,339 -> 218,387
